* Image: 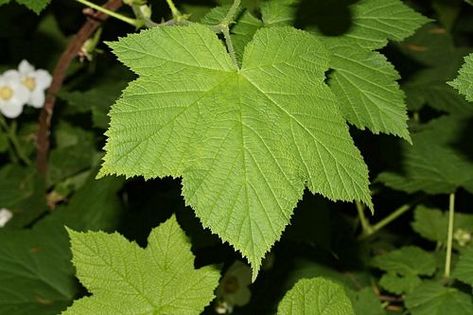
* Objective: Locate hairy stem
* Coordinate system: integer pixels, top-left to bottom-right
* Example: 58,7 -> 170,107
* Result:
75,0 -> 141,27
445,192 -> 455,278
222,26 -> 239,67
222,0 -> 241,26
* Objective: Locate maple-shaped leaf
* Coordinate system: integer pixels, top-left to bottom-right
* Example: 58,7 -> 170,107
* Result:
277,278 -> 355,315
100,24 -> 371,277
450,53 -> 473,102
62,216 -> 220,315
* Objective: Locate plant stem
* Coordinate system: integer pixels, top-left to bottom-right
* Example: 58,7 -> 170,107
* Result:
75,0 -> 142,27
445,192 -> 455,278
359,202 -> 414,240
222,0 -> 241,26
131,4 -> 158,28
222,26 -> 239,67
356,201 -> 373,236
0,116 -> 31,166
165,0 -> 181,19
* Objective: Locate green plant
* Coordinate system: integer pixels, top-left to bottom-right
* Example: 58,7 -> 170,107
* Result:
1,0 -> 473,314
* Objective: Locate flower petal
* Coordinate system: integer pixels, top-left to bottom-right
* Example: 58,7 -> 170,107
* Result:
0,100 -> 24,118
18,60 -> 35,75
3,70 -> 20,81
10,82 -> 30,104
33,70 -> 52,90
28,89 -> 45,108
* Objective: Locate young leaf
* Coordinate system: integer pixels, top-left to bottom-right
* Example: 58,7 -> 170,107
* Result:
63,216 -> 220,315
450,53 -> 473,102
453,247 -> 473,287
405,282 -> 473,315
100,24 -> 371,277
277,278 -> 355,315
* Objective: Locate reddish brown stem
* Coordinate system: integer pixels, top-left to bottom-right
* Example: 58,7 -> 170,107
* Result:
36,0 -> 124,176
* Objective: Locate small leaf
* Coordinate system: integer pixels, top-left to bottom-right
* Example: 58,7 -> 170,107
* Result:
405,282 -> 473,315
379,272 -> 422,294
278,278 -> 355,315
371,246 -> 436,276
449,53 -> 473,102
453,247 -> 473,287
63,216 -> 220,315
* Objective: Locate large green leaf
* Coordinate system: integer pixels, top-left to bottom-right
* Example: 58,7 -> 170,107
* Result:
278,278 -> 355,315
450,53 -> 473,102
405,282 -> 473,315
63,216 -> 220,315
100,24 -> 371,277
316,0 -> 428,140
325,42 -> 410,140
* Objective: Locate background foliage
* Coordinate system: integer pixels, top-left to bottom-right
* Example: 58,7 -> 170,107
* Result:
1,0 -> 473,314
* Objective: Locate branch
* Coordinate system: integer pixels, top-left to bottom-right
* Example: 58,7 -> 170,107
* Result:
36,0 -> 124,176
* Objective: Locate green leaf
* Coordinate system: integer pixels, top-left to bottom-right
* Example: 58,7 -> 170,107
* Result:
260,0 -> 296,27
379,272 -> 422,294
401,24 -> 473,114
450,53 -> 473,102
100,24 -> 371,277
325,42 -> 410,140
0,220 -> 77,315
63,216 -> 220,315
348,288 -> 386,315
371,246 -> 436,276
378,116 -> 473,194
314,0 -> 428,139
3,0 -> 50,13
411,206 -> 473,243
453,247 -> 473,287
0,176 -> 123,315
320,0 -> 430,50
278,278 -> 355,315
405,282 -> 473,315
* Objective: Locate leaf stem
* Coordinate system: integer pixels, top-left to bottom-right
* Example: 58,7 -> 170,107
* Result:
75,0 -> 142,27
358,201 -> 417,240
222,26 -> 239,67
356,201 -> 373,236
444,192 -> 455,278
222,0 -> 241,26
0,116 -> 31,166
165,0 -> 182,19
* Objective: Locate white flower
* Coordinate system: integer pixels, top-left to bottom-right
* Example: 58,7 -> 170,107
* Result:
4,60 -> 52,108
215,261 -> 252,313
0,74 -> 29,118
0,208 -> 13,227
